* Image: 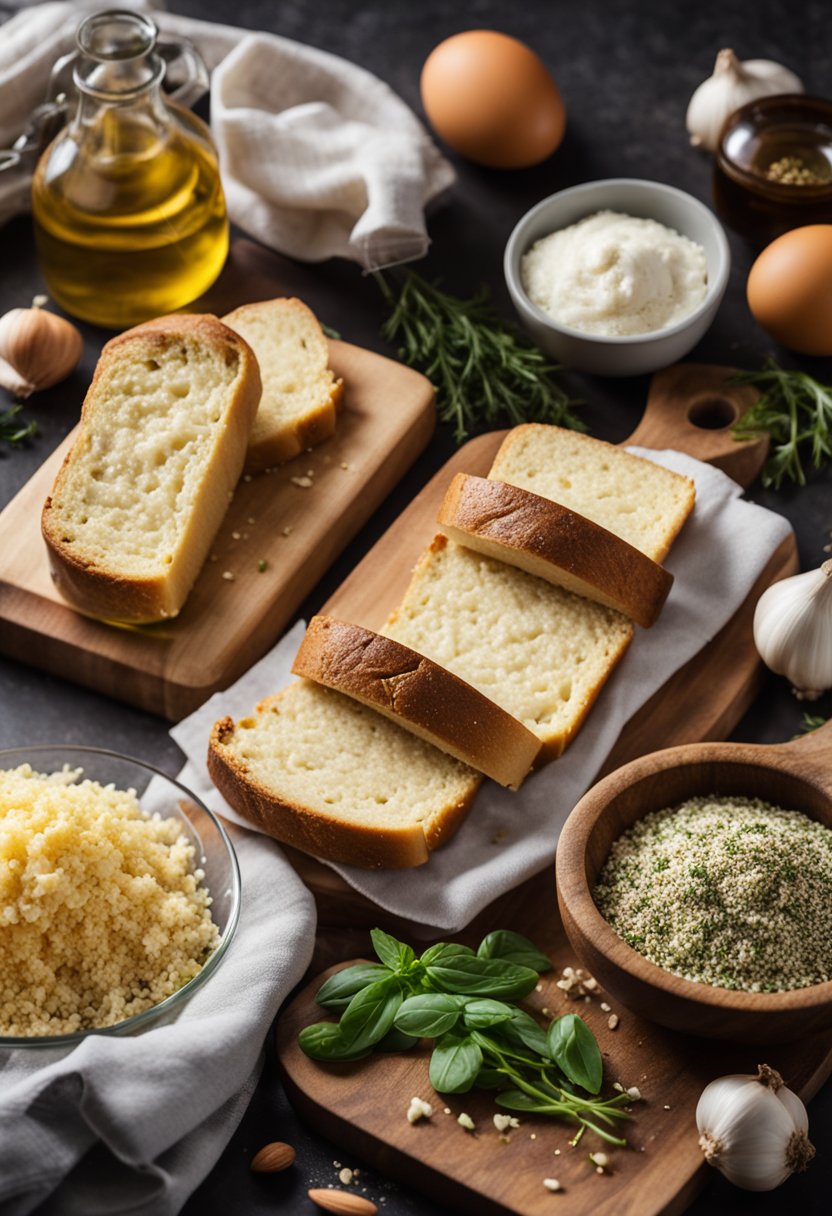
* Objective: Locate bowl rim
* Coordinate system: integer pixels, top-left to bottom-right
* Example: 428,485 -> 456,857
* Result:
0,744 -> 242,1049
715,92 -> 832,197
556,738 -> 832,1016
503,176 -> 731,347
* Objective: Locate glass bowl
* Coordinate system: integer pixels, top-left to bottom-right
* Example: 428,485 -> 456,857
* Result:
0,745 -> 241,1049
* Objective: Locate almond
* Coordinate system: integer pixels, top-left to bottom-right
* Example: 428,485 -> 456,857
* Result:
307,1188 -> 378,1215
250,1141 -> 296,1172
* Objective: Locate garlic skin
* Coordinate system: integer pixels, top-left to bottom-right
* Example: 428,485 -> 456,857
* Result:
753,560 -> 832,699
696,1064 -> 815,1192
0,306 -> 83,399
686,49 -> 804,152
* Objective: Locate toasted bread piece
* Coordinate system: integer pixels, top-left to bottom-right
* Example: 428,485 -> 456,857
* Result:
489,424 -> 695,562
223,297 -> 343,471
437,473 -> 673,628
292,616 -> 541,787
208,680 -> 481,869
41,314 -> 261,624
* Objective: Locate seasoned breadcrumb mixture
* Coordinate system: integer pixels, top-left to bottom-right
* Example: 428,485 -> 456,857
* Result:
0,765 -> 219,1036
594,795 -> 832,993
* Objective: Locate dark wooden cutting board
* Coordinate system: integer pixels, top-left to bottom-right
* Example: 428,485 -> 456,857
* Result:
272,364 -> 818,1216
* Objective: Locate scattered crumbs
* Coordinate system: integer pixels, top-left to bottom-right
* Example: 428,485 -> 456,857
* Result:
290,475 -> 314,488
607,1013 -> 619,1030
543,1178 -> 562,1192
583,978 -> 598,991
231,531 -> 241,540
338,1168 -> 354,1185
613,1082 -> 624,1093
457,1113 -> 475,1131
541,1007 -> 550,1017
589,1152 -> 609,1173
257,559 -> 267,573
554,1149 -> 561,1156
340,461 -> 350,470
600,1002 -> 611,1012
281,526 -> 293,536
536,983 -> 544,993
247,517 -> 255,524
493,1114 -> 520,1132
530,1133 -> 537,1141
243,474 -> 252,483
583,996 -> 590,1003
640,1146 -> 646,1153
627,1086 -> 642,1101
306,469 -> 314,477
596,1167 -> 605,1175
443,1108 -> 451,1116
227,490 -> 234,500
663,1104 -> 671,1111
556,965 -> 600,999
222,571 -> 235,581
407,1097 -> 433,1124
333,1161 -> 341,1168
209,554 -> 218,562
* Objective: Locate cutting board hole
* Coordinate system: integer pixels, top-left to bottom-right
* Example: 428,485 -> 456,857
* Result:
687,395 -> 738,431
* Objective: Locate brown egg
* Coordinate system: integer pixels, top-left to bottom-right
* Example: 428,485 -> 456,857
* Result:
420,31 -> 566,170
747,225 -> 832,356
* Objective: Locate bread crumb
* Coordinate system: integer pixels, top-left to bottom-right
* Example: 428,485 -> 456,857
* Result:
407,1097 -> 433,1124
247,517 -> 255,525
607,1013 -> 619,1030
281,526 -> 293,537
243,474 -> 252,483
222,571 -> 235,581
338,1168 -> 353,1185
290,476 -> 313,488
340,461 -> 350,470
600,1002 -> 611,1012
457,1113 -> 475,1131
543,1178 -> 562,1192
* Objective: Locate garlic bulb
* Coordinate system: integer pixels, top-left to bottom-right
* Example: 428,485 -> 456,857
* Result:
686,49 -> 804,152
0,304 -> 83,399
696,1064 -> 815,1191
753,560 -> 832,699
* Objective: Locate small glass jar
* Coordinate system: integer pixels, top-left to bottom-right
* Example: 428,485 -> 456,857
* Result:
713,94 -> 832,246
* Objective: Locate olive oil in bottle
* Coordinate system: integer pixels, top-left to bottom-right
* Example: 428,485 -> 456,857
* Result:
32,11 -> 228,328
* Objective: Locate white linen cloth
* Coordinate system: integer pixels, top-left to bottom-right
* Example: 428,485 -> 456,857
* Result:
0,829 -> 317,1216
175,449 -> 794,934
0,1 -> 454,268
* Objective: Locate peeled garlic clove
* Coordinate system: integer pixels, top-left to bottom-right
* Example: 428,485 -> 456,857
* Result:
0,306 -> 83,399
686,48 -> 803,153
753,560 -> 832,699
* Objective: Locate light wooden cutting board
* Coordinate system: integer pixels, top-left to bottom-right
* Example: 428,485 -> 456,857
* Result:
0,340 -> 434,719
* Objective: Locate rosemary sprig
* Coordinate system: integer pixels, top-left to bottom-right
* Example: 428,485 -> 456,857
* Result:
0,403 -> 37,448
375,269 -> 583,444
732,359 -> 832,488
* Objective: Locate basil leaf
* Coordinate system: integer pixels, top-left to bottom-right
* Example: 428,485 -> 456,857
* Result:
339,976 -> 403,1053
426,955 -> 539,1000
495,1088 -> 564,1114
419,942 -> 474,967
371,928 -> 415,972
376,1026 -> 418,1053
477,930 -> 552,973
315,963 -> 389,1010
394,993 -> 461,1038
547,1013 -> 603,1095
504,1009 -> 550,1059
474,1067 -> 508,1089
298,1022 -> 372,1062
462,998 -> 514,1029
429,1030 -> 483,1094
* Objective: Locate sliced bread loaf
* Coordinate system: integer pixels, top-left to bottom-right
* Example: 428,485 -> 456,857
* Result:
489,424 -> 695,562
292,615 -> 541,788
383,535 -> 634,763
41,314 -> 261,624
208,680 -> 482,868
223,297 -> 343,471
437,473 -> 673,628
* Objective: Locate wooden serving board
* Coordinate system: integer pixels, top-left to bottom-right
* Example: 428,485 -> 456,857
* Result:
274,365 -> 814,1215
0,340 -> 434,719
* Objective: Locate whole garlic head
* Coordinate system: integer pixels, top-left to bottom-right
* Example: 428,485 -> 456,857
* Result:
753,560 -> 832,699
0,305 -> 83,399
686,48 -> 803,153
696,1064 -> 814,1192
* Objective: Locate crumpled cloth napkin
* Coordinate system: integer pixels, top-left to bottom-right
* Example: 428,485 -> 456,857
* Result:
176,449 -> 794,934
0,827 -> 317,1216
0,1 -> 453,268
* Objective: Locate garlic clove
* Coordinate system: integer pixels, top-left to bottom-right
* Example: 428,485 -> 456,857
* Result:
686,48 -> 804,153
0,306 -> 83,399
753,561 -> 832,698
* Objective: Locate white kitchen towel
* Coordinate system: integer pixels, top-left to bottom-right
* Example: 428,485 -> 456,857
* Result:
0,828 -> 317,1216
0,2 -> 454,268
174,449 -> 795,934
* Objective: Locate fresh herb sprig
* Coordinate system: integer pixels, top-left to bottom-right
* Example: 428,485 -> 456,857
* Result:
375,270 -> 584,445
732,360 -> 832,488
0,403 -> 37,447
299,928 -> 634,1146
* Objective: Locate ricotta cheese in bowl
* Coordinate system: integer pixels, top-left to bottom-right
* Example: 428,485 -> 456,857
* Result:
521,210 -> 708,337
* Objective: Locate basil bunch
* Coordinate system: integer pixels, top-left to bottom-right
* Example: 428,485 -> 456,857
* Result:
298,929 -> 633,1145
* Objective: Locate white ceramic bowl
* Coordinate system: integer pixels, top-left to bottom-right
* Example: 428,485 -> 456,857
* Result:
504,178 -> 731,377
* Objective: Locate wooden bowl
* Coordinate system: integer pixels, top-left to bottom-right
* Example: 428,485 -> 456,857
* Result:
556,721 -> 832,1042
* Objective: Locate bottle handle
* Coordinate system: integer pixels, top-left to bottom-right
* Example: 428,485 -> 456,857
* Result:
157,38 -> 210,110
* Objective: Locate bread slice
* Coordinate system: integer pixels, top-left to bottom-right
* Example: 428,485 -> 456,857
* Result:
222,298 -> 343,472
383,535 -> 634,763
292,615 -> 541,788
437,473 -> 673,628
41,314 -> 261,624
208,680 -> 482,868
489,424 -> 695,562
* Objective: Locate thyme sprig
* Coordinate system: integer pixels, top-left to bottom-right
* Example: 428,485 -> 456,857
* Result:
375,269 -> 584,444
0,403 -> 37,448
732,360 -> 832,488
